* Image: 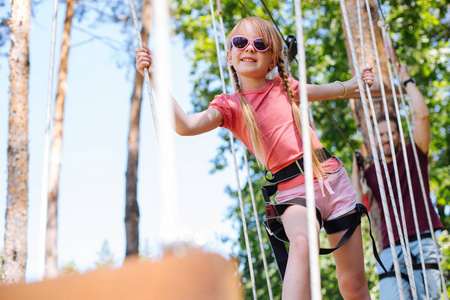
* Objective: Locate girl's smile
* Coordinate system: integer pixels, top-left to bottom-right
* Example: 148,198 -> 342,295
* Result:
227,29 -> 274,91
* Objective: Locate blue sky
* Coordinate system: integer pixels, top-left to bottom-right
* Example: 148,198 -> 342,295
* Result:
0,0 -> 242,281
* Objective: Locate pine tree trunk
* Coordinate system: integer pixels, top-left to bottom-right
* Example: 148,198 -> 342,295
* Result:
1,0 -> 31,285
45,0 -> 75,279
125,0 -> 152,257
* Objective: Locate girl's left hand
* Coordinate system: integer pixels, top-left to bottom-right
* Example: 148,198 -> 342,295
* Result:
361,66 -> 374,87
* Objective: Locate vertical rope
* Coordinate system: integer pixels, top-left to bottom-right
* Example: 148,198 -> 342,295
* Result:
151,0 -> 180,245
385,29 -> 449,300
128,0 -> 159,142
340,0 -> 406,298
211,1 -> 258,298
243,150 -> 274,300
37,0 -> 59,281
376,21 -> 422,298
293,1 -> 321,298
357,1 -> 417,298
394,72 -> 449,300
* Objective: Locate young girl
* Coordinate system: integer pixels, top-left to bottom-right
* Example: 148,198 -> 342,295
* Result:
136,16 -> 374,300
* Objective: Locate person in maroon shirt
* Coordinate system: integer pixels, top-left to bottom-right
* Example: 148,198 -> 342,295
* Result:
353,63 -> 443,300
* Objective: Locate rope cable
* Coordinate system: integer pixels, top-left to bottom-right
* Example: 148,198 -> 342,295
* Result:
340,0 -> 406,298
236,0 -> 251,17
359,3 -> 417,297
243,151 -> 274,300
258,0 -> 286,46
393,69 -> 449,300
37,0 -> 59,281
378,21 -> 424,298
128,0 -> 159,142
210,1 -> 259,298
152,0 -> 181,245
384,27 -> 449,299
293,1 -> 322,298
258,0 -> 298,66
319,102 -> 356,152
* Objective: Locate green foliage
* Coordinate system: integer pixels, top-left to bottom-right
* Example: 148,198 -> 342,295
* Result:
172,0 -> 449,297
438,230 -> 450,295
60,261 -> 81,277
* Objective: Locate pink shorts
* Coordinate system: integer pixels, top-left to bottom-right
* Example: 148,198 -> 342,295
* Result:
275,164 -> 357,221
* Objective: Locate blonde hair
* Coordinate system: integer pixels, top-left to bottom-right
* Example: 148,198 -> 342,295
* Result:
228,17 -> 324,176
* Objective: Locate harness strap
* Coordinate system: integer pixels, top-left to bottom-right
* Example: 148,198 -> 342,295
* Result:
263,197 -> 323,281
322,204 -> 387,273
382,232 -> 433,250
263,193 -> 386,279
265,148 -> 332,185
378,263 -> 440,281
263,186 -> 387,279
261,148 -> 386,280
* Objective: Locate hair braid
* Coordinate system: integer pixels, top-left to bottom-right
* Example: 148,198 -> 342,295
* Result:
277,58 -> 324,176
230,66 -> 266,163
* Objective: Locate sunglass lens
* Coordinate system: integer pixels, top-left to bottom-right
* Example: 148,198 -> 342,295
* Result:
254,38 -> 268,51
232,37 -> 248,49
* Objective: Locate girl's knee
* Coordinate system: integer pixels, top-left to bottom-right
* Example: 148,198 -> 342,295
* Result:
288,232 -> 310,259
289,231 -> 309,247
337,272 -> 369,299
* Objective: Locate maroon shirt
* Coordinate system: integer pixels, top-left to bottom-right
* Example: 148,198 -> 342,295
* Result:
364,143 -> 443,249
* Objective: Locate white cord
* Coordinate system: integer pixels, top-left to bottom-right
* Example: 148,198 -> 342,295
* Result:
37,0 -> 59,281
293,1 -> 321,298
341,0 -> 405,298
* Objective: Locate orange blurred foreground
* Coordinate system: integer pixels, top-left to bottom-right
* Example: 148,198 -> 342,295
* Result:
0,250 -> 244,300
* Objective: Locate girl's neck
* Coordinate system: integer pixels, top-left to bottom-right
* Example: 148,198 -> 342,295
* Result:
240,76 -> 268,92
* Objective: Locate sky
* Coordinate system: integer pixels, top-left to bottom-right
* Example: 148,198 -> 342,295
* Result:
0,0 -> 244,282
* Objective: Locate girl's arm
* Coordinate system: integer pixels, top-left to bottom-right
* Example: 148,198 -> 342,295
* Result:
306,66 -> 374,102
135,43 -> 223,136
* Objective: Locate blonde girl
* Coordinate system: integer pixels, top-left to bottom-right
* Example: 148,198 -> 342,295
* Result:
136,16 -> 374,300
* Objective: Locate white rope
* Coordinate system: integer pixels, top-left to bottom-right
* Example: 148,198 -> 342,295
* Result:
213,1 -> 274,295
293,1 -> 321,299
209,1 -> 258,298
374,8 -> 447,296
358,1 -> 418,297
37,0 -> 59,281
393,70 -> 449,300
384,29 -> 449,300
151,0 -> 180,245
377,21 -> 425,298
243,151 -> 274,300
341,0 -> 405,298
128,0 -> 159,142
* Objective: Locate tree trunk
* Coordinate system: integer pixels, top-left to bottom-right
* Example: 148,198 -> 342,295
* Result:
125,0 -> 152,258
45,0 -> 75,279
342,0 -> 394,158
342,0 -> 396,249
2,0 -> 31,285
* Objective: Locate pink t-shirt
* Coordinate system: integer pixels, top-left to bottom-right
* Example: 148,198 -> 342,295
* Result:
209,75 -> 340,191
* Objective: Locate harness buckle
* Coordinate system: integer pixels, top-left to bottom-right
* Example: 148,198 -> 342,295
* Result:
264,223 -> 275,236
294,160 -> 304,175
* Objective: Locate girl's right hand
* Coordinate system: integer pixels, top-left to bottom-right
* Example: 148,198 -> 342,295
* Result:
135,42 -> 152,78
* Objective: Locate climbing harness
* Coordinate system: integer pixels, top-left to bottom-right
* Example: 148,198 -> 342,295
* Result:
261,148 -> 386,280
378,232 -> 441,296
